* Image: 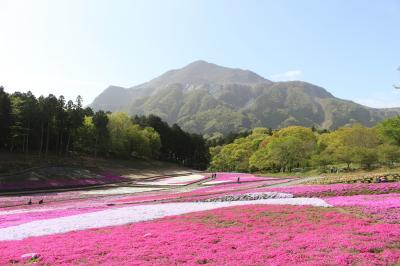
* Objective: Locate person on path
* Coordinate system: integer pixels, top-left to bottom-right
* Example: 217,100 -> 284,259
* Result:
237,177 -> 240,183
38,199 -> 43,204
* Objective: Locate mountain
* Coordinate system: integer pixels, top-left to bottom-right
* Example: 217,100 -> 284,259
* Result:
90,60 -> 400,136
90,60 -> 269,112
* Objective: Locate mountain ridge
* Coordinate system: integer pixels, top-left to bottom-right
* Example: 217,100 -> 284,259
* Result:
90,60 -> 400,136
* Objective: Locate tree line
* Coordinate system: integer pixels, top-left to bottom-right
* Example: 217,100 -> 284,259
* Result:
0,87 -> 209,169
209,118 -> 400,173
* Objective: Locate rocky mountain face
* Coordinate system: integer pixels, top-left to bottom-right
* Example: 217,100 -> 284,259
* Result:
90,60 -> 400,136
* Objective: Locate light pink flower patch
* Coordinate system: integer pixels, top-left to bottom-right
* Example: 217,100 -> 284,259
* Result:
326,193 -> 400,223
0,205 -> 399,265
111,191 -> 182,204
0,205 -> 109,228
326,193 -> 400,208
136,174 -> 208,186
254,182 -> 400,197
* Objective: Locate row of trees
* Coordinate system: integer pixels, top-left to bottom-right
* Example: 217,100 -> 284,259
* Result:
0,88 -> 96,156
210,118 -> 400,173
133,115 -> 210,169
0,87 -> 209,169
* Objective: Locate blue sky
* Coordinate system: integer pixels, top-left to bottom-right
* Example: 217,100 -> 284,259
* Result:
1,0 -> 399,107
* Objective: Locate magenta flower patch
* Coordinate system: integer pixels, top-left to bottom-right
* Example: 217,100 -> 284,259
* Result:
0,205 -> 399,265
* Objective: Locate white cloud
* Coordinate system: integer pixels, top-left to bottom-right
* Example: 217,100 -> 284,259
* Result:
271,70 -> 302,81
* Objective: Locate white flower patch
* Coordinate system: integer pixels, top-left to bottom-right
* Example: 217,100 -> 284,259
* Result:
0,198 -> 331,241
0,207 -> 64,216
81,187 -> 165,195
136,174 -> 205,186
202,180 -> 227,185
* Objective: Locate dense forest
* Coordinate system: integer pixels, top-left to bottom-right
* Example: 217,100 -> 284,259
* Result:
209,119 -> 400,173
0,87 -> 209,170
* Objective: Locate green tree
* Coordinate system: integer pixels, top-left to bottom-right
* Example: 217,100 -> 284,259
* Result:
310,150 -> 335,170
334,146 -> 357,169
133,114 -> 209,169
326,124 -> 380,169
92,110 -> 109,158
142,127 -> 161,158
74,116 -> 96,154
273,126 -> 317,155
355,147 -> 379,169
108,112 -> 133,157
210,128 -> 269,171
377,116 -> 400,145
378,144 -> 400,166
249,145 -> 271,171
108,112 -> 161,159
263,136 -> 306,172
0,87 -> 12,149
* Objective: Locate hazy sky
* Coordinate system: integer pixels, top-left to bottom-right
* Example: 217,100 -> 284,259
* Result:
1,0 -> 399,107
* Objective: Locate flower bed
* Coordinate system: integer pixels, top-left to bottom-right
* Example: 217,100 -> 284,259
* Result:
135,174 -> 207,186
256,182 -> 400,197
0,205 -> 108,229
81,187 -> 165,195
0,198 -> 330,241
326,193 -> 400,223
1,205 -> 399,265
0,193 -> 123,228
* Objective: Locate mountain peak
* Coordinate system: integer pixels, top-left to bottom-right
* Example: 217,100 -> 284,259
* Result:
186,60 -> 211,66
135,60 -> 271,89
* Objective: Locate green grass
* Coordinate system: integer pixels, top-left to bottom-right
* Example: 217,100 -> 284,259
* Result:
256,164 -> 400,179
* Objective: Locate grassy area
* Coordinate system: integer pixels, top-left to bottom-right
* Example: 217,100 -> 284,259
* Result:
0,152 -> 190,176
305,172 -> 400,185
256,166 -> 400,184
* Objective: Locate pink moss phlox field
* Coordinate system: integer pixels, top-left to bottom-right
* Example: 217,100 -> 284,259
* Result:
111,191 -> 181,204
326,193 -> 400,223
326,193 -> 400,208
256,182 -> 400,197
113,179 -> 284,204
1,205 -> 399,265
0,192 -> 136,228
0,205 -> 109,228
170,175 -> 210,185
